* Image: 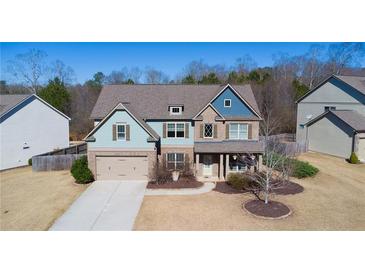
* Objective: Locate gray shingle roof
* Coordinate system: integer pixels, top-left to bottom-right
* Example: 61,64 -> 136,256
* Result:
331,110 -> 365,131
194,140 -> 264,153
0,94 -> 30,116
306,110 -> 365,132
335,75 -> 365,96
90,84 -> 261,120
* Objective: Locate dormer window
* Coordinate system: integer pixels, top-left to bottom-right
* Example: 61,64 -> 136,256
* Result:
170,106 -> 183,115
224,99 -> 231,108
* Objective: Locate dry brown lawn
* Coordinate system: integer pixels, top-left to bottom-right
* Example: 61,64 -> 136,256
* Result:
134,152 -> 365,230
0,166 -> 88,231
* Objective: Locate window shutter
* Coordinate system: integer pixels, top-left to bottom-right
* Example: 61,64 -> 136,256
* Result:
185,153 -> 190,167
126,125 -> 130,141
248,124 -> 252,139
112,124 -> 116,141
163,123 -> 166,138
200,124 -> 203,138
226,124 -> 229,139
213,124 -> 218,138
185,123 -> 189,138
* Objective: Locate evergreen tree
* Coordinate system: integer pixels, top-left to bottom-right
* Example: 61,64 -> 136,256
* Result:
38,77 -> 71,114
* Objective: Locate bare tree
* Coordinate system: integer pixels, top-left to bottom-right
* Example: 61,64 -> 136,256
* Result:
183,59 -> 209,82
128,67 -> 142,83
303,44 -> 325,89
6,49 -> 48,93
144,67 -> 169,84
327,42 -> 365,74
49,60 -> 76,84
234,54 -> 257,74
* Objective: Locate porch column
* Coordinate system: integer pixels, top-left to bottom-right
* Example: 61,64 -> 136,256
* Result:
258,154 -> 263,171
219,154 -> 224,180
195,153 -> 200,176
225,154 -> 229,180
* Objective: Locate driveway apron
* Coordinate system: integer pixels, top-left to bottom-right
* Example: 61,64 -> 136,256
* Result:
50,180 -> 147,231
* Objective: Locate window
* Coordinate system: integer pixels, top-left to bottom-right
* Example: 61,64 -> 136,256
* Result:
117,124 -> 126,140
167,122 -> 185,138
170,106 -> 182,115
166,153 -> 185,170
229,156 -> 247,172
204,123 -> 213,138
229,123 -> 248,140
324,106 -> 336,112
224,99 -> 231,108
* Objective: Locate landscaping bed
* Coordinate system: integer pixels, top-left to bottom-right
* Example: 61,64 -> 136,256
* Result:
243,200 -> 291,219
271,180 -> 304,195
147,177 -> 203,189
213,182 -> 248,194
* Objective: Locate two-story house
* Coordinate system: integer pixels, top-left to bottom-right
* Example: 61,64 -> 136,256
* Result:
296,75 -> 365,161
84,84 -> 264,181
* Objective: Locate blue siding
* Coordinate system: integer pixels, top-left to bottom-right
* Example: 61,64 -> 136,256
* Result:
89,110 -> 155,149
211,87 -> 256,117
147,121 -> 194,146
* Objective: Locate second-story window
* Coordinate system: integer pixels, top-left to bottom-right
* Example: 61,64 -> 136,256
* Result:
229,123 -> 248,140
117,124 -> 126,140
167,122 -> 185,138
324,106 -> 336,112
204,123 -> 213,138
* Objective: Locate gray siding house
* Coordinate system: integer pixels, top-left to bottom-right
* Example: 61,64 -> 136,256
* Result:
296,75 -> 365,161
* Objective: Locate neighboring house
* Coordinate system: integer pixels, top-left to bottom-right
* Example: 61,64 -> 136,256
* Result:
85,84 -> 263,181
0,94 -> 70,170
296,75 -> 365,161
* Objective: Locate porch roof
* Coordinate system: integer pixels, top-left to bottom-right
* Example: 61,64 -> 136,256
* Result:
194,140 -> 264,154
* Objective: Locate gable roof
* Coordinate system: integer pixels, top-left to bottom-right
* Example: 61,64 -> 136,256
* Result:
84,102 -> 159,141
296,74 -> 365,103
305,110 -> 365,132
90,84 -> 261,120
192,84 -> 262,120
0,94 -> 71,123
0,94 -> 30,115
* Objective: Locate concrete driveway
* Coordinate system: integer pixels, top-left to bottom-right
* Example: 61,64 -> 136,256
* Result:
50,180 -> 147,231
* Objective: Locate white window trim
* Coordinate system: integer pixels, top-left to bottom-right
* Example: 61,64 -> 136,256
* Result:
224,99 -> 231,108
116,122 -> 126,141
203,123 -> 214,139
170,106 -> 182,115
167,122 -> 185,139
229,123 -> 248,140
166,153 -> 185,170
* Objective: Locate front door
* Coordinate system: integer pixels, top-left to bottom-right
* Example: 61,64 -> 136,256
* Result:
203,155 -> 213,176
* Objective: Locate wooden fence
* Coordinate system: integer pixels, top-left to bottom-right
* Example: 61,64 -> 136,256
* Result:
36,143 -> 87,156
32,142 -> 87,171
261,133 -> 307,155
32,154 -> 85,171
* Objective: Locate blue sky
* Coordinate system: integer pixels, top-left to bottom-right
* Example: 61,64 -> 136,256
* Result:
1,42 -> 364,83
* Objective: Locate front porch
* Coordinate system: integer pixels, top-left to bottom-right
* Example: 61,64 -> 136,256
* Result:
194,140 -> 264,181
195,153 -> 262,181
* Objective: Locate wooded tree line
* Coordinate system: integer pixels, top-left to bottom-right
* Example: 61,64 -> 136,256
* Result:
1,43 -> 364,139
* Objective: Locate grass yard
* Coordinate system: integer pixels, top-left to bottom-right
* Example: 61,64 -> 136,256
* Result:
0,166 -> 88,231
134,152 -> 365,230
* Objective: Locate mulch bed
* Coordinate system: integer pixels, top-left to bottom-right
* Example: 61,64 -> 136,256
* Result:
213,182 -> 248,194
271,180 -> 304,195
244,199 -> 291,219
147,177 -> 203,189
213,180 -> 304,195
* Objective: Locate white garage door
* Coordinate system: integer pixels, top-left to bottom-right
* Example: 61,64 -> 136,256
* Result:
358,138 -> 365,162
96,156 -> 148,181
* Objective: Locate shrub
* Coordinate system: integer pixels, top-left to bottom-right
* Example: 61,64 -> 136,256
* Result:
150,160 -> 172,184
349,152 -> 360,164
264,152 -> 319,178
71,156 -> 94,184
28,158 -> 32,166
227,173 -> 254,190
291,159 -> 319,178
